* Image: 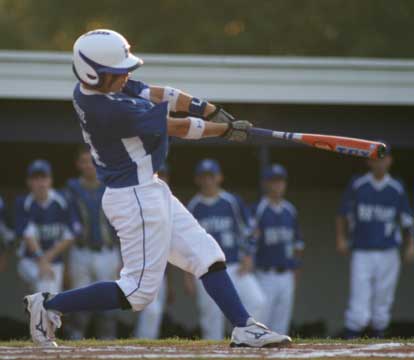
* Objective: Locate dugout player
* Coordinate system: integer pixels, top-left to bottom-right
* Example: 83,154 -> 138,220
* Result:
66,146 -> 121,339
15,160 -> 78,293
185,159 -> 265,340
336,147 -> 414,338
253,164 -> 304,335
23,29 -> 291,348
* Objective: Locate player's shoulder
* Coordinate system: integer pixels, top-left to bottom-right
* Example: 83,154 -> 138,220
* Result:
49,190 -> 70,210
253,197 -> 270,218
15,193 -> 32,212
281,199 -> 298,216
66,177 -> 80,189
387,175 -> 406,195
219,191 -> 243,207
349,173 -> 371,190
187,194 -> 203,212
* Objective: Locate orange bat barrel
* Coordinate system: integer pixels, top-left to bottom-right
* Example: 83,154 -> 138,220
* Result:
248,128 -> 387,159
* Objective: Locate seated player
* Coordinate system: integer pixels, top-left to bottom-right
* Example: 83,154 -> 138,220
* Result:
23,29 -> 291,348
185,159 -> 265,340
65,145 -> 121,339
15,160 -> 78,293
336,146 -> 414,338
253,164 -> 304,335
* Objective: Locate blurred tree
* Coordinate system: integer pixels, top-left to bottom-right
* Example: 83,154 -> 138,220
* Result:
0,0 -> 413,58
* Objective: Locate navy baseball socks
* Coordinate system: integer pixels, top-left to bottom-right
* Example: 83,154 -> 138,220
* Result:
44,281 -> 130,313
201,268 -> 250,327
45,270 -> 250,329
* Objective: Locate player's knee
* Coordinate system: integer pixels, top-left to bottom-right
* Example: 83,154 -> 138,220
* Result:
128,289 -> 159,312
200,261 -> 227,279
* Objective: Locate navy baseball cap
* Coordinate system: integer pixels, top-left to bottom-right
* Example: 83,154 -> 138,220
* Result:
27,159 -> 52,177
262,164 -> 288,180
195,159 -> 221,176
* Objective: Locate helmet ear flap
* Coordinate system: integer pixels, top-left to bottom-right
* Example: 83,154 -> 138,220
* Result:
72,62 -> 105,88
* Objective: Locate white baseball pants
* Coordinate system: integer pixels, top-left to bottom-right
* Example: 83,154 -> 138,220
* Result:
256,270 -> 295,335
345,249 -> 400,332
18,258 -> 64,294
102,178 -> 225,311
196,263 -> 266,340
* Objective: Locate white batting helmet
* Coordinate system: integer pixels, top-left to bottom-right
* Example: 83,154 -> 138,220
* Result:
73,29 -> 143,86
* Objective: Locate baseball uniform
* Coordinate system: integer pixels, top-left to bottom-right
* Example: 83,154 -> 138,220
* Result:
339,172 -> 413,334
253,197 -> 304,335
15,190 -> 77,293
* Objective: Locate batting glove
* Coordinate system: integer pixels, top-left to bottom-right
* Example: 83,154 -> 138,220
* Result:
206,105 -> 235,124
223,120 -> 252,142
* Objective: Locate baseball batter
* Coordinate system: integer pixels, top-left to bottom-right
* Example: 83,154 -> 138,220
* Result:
253,164 -> 304,335
185,159 -> 265,339
337,148 -> 414,338
23,29 -> 291,348
65,146 -> 121,339
16,160 -> 77,293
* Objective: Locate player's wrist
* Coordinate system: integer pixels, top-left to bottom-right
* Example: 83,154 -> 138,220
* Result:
203,103 -> 216,118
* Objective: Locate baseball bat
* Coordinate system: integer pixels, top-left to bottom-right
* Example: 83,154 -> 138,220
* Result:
249,127 -> 387,159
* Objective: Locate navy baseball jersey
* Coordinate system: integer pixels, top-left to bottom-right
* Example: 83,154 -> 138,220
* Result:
339,173 -> 413,250
72,80 -> 169,188
187,191 -> 254,263
253,198 -> 304,269
15,190 -> 78,262
66,178 -> 115,249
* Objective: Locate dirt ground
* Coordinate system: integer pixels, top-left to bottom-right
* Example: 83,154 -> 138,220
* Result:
0,341 -> 414,360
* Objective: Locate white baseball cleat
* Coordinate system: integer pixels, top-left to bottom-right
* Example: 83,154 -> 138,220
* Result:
230,318 -> 292,348
23,293 -> 62,347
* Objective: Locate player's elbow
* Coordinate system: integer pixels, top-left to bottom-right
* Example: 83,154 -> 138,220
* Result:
167,117 -> 190,138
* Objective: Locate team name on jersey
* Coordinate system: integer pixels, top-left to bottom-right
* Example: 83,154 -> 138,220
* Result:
199,216 -> 233,233
264,226 -> 294,245
37,223 -> 64,241
357,203 -> 396,222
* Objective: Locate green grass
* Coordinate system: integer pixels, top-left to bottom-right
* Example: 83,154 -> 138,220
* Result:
0,337 -> 413,347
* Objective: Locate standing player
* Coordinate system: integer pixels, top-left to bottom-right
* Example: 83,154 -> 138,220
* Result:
134,163 -> 170,339
337,147 -> 414,338
185,159 -> 265,340
66,145 -> 121,339
23,29 -> 291,348
253,164 -> 304,335
16,160 -> 77,293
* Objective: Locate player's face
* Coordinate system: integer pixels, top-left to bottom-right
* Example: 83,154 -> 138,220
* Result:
27,173 -> 52,198
196,173 -> 223,192
76,152 -> 96,179
265,178 -> 287,198
104,73 -> 130,93
367,155 -> 392,177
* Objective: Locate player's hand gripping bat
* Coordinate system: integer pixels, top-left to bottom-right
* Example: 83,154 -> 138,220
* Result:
248,128 -> 387,159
